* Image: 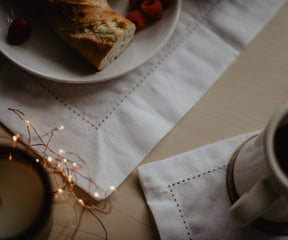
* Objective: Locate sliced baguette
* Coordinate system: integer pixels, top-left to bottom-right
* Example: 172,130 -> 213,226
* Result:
46,0 -> 136,70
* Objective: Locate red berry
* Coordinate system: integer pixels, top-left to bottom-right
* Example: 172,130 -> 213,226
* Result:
7,18 -> 31,45
140,0 -> 163,22
126,10 -> 146,31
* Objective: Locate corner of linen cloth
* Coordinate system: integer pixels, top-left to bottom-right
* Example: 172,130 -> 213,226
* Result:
137,131 -> 260,240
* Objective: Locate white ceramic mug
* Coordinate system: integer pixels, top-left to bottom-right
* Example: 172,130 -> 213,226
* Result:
228,104 -> 288,228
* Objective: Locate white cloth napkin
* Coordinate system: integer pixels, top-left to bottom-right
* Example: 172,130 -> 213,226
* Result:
137,131 -> 288,240
0,0 -> 286,199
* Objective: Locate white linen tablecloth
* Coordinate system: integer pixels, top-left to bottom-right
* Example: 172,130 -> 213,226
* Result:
0,0 -> 286,199
137,131 -> 288,240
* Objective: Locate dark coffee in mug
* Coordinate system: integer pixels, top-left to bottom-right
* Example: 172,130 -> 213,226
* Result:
274,124 -> 288,175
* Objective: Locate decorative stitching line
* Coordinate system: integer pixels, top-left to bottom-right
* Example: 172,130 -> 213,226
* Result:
33,0 -> 224,131
168,164 -> 227,240
34,78 -> 105,129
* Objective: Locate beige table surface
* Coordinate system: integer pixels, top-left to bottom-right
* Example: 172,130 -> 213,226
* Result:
1,2 -> 288,240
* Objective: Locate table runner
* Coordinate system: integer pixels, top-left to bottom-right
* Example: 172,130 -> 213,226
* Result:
0,0 -> 286,199
137,131 -> 288,240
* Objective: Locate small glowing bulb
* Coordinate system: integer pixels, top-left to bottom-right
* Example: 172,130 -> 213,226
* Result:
57,188 -> 63,194
8,153 -> 12,161
63,158 -> 67,163
78,199 -> 84,206
109,185 -> 119,195
93,192 -> 100,198
12,134 -> 19,142
25,120 -> 30,126
47,156 -> 53,162
58,149 -> 66,155
35,158 -> 40,163
57,125 -> 64,131
58,163 -> 63,169
109,186 -> 116,191
72,162 -> 77,168
67,175 -> 72,183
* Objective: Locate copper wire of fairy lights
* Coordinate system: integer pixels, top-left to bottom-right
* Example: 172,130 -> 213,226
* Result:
6,108 -> 113,239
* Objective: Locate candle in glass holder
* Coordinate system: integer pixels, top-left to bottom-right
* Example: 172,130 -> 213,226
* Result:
0,146 -> 52,240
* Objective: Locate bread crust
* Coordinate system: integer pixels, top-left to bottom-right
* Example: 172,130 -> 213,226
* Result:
46,0 -> 136,70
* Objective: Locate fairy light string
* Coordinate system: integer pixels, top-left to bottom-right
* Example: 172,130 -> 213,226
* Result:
7,108 -> 116,239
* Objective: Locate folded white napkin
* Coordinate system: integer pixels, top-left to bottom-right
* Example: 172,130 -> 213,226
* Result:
137,131 -> 288,240
0,0 -> 286,199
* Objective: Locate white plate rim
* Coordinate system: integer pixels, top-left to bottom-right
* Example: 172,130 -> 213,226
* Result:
0,0 -> 182,84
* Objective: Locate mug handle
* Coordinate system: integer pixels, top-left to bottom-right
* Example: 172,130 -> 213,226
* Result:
229,178 -> 279,227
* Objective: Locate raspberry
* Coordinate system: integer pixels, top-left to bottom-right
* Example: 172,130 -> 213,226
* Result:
140,0 -> 163,22
7,18 -> 31,45
126,10 -> 146,31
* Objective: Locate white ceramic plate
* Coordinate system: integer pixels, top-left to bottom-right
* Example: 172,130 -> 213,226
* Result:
0,0 -> 181,84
